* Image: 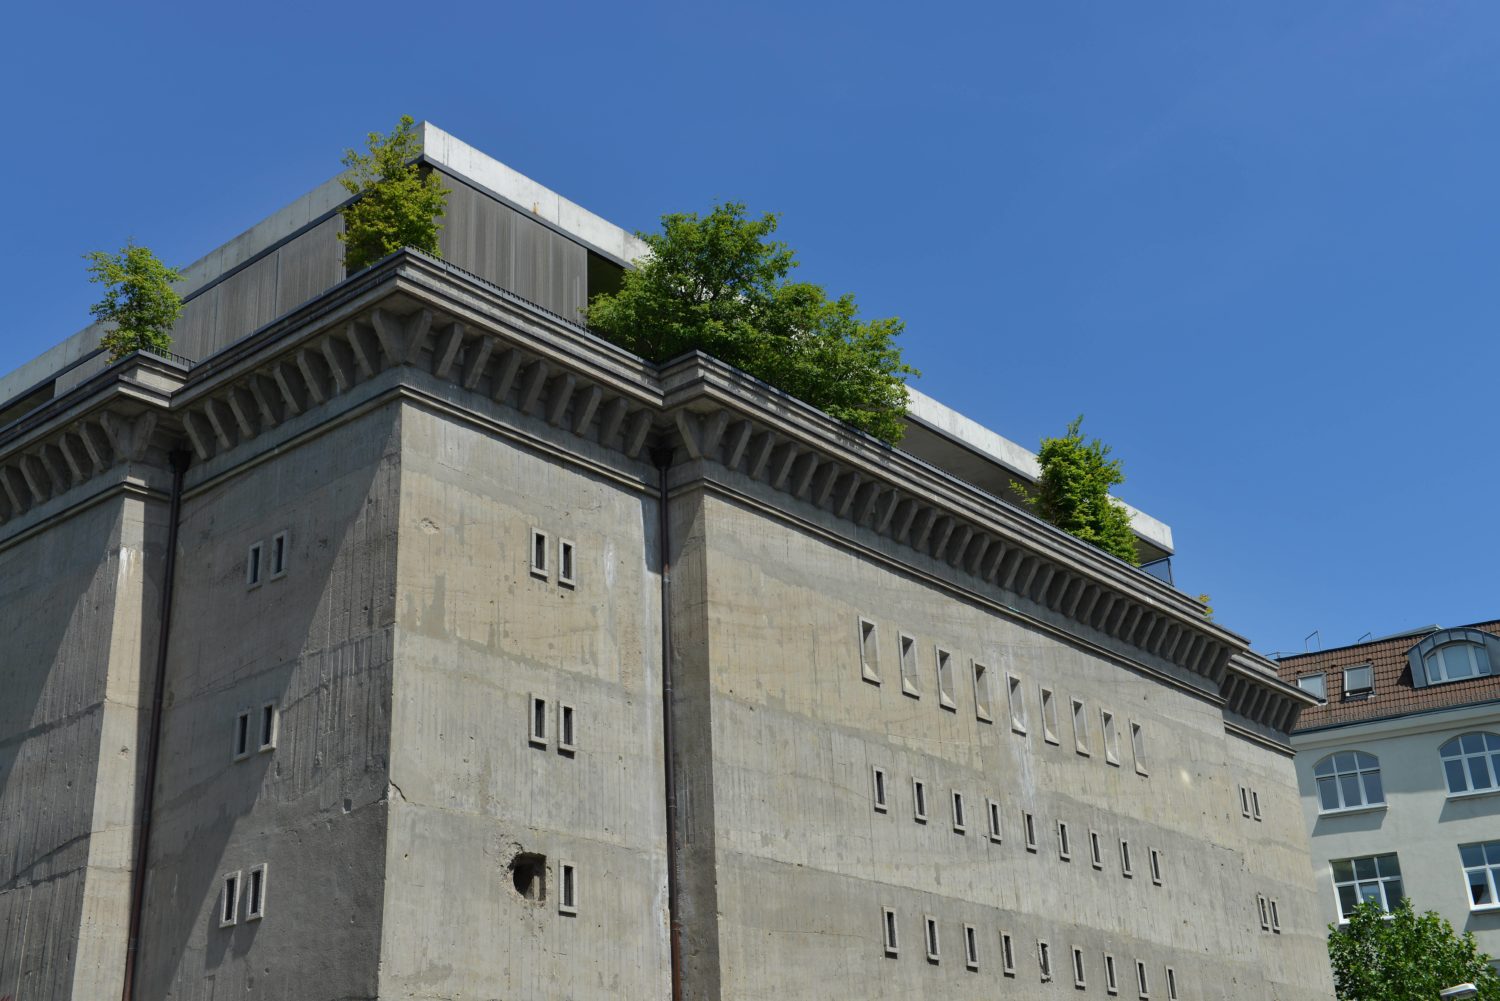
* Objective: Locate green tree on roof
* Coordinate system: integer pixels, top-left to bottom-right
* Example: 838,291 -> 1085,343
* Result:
339,115 -> 451,273
85,242 -> 183,362
1017,415 -> 1139,565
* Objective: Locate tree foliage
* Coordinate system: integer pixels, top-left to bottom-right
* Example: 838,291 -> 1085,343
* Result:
339,115 -> 451,273
1017,415 -> 1139,565
1329,900 -> 1500,1001
85,243 -> 183,361
585,203 -> 916,444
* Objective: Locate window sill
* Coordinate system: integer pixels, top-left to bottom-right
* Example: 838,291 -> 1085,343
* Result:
1447,787 -> 1500,803
1318,803 -> 1387,818
1469,903 -> 1500,914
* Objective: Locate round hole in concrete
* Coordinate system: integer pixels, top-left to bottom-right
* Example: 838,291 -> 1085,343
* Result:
510,853 -> 547,902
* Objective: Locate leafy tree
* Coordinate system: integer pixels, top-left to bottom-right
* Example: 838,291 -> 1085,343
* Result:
1016,416 -> 1139,565
1329,900 -> 1500,1001
586,202 -> 916,444
85,243 -> 183,361
339,115 -> 451,273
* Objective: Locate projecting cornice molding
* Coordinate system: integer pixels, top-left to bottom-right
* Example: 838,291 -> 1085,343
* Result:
0,250 -> 1299,726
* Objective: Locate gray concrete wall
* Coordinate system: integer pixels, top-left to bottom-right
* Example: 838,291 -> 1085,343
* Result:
377,402 -> 670,999
132,405 -> 402,999
0,490 -> 167,1000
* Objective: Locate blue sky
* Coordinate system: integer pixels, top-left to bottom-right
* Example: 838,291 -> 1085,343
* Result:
4,1 -> 1497,656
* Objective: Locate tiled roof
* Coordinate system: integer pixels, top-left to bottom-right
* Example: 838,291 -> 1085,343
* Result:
1274,619 -> 1500,731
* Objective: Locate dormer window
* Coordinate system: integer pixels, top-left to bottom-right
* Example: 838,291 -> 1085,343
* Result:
1342,665 -> 1373,698
1425,643 -> 1492,685
1296,673 -> 1327,702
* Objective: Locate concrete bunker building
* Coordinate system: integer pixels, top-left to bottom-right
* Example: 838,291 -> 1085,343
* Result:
0,124 -> 1333,1000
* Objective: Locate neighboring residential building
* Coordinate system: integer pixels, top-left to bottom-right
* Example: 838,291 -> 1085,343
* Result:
1275,622 -> 1500,962
0,124 -> 1332,1000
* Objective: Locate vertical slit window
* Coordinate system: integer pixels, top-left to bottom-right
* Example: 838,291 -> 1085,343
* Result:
1137,959 -> 1150,998
220,871 -> 241,928
246,864 -> 267,920
1058,820 -> 1072,860
1258,894 -> 1270,930
530,528 -> 549,579
233,710 -> 250,760
1102,709 -> 1119,764
1251,789 -> 1262,821
1073,947 -> 1086,988
246,542 -> 263,587
1089,830 -> 1103,869
1240,785 -> 1251,817
872,767 -> 888,812
258,703 -> 277,752
1008,674 -> 1027,733
1038,940 -> 1052,981
859,618 -> 880,684
1105,953 -> 1119,994
1072,698 -> 1091,755
900,633 -> 920,697
1040,687 -> 1059,744
1002,932 -> 1016,975
1024,811 -> 1037,852
987,798 -> 1003,842
964,924 -> 979,970
559,861 -> 577,915
925,915 -> 940,962
1166,966 -> 1179,1000
972,660 -> 992,721
529,694 -> 549,748
936,647 -> 955,709
913,778 -> 928,822
270,531 -> 288,578
952,791 -> 966,833
1121,839 -> 1134,877
558,539 -> 576,587
1149,848 -> 1162,885
558,703 -> 577,754
883,907 -> 899,956
1270,898 -> 1281,933
1131,721 -> 1148,775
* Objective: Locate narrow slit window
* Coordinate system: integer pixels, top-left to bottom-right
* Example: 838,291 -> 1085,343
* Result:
1166,966 -> 1179,1000
1269,898 -> 1281,933
1240,785 -> 1251,817
558,539 -> 576,587
872,767 -> 888,812
1120,838 -> 1134,877
1251,789 -> 1262,821
246,542 -> 263,587
1102,709 -> 1119,764
859,618 -> 880,684
1023,811 -> 1037,852
952,791 -> 966,834
1058,820 -> 1072,861
1149,847 -> 1162,885
270,531 -> 288,579
900,633 -> 920,697
559,861 -> 577,915
1073,947 -> 1087,988
972,660 -> 993,721
964,924 -> 979,970
258,703 -> 277,752
1131,721 -> 1148,775
558,703 -> 577,754
246,864 -> 267,920
936,647 -> 956,709
987,798 -> 1003,842
1008,673 -> 1027,733
1257,894 -> 1270,930
1038,940 -> 1052,981
1105,953 -> 1119,994
1089,830 -> 1103,869
1072,698 -> 1091,755
925,915 -> 941,962
1137,960 -> 1150,998
220,871 -> 241,928
530,528 -> 549,579
529,694 -> 549,748
1002,932 -> 1016,975
913,778 -> 928,823
883,907 -> 899,956
233,709 -> 250,760
1040,687 -> 1059,744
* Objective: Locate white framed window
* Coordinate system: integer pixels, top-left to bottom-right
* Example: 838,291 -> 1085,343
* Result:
1314,751 -> 1384,811
1089,829 -> 1103,869
1239,784 -> 1251,817
924,915 -> 941,962
1008,673 -> 1026,733
1343,664 -> 1374,697
1040,687 -> 1059,744
1332,854 -> 1404,919
1105,953 -> 1119,994
1165,966 -> 1179,1000
1001,931 -> 1016,976
233,709 -> 251,761
559,860 -> 578,915
558,703 -> 577,754
1120,838 -> 1134,877
246,863 -> 267,921
1425,643 -> 1492,685
964,924 -> 979,970
859,618 -> 881,685
1023,811 -> 1037,852
1057,820 -> 1072,861
1038,940 -> 1052,982
1072,698 -> 1091,756
220,871 -> 241,928
972,660 -> 993,721
913,778 -> 928,823
987,798 -> 1003,842
1461,841 -> 1500,909
1441,732 -> 1500,796
269,531 -> 289,579
951,790 -> 966,834
246,542 -> 263,588
1257,893 -> 1270,930
1136,959 -> 1150,998
258,703 -> 277,753
1251,789 -> 1261,821
558,538 -> 577,588
1131,721 -> 1148,776
1269,898 -> 1281,933
899,633 -> 920,698
529,694 -> 549,748
936,647 -> 956,710
1149,848 -> 1162,885
1101,709 -> 1119,764
882,907 -> 899,956
529,528 -> 549,579
1073,946 -> 1087,988
1297,672 -> 1327,701
872,767 -> 888,812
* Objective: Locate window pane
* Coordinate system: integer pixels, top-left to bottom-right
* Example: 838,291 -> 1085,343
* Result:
1461,844 -> 1486,867
1463,733 -> 1485,754
1469,756 -> 1493,791
1377,855 -> 1401,878
1478,646 -> 1493,675
1470,872 -> 1493,905
1427,653 -> 1444,684
1447,759 -> 1470,793
1385,879 -> 1404,909
1331,859 -> 1354,882
1338,885 -> 1358,916
1340,774 -> 1362,807
1442,738 -> 1462,759
1354,857 -> 1377,880
1358,883 -> 1381,904
1363,772 -> 1383,804
1335,751 -> 1356,772
1315,757 -> 1335,778
1354,752 -> 1377,770
1487,734 -> 1500,751
1487,843 -> 1500,866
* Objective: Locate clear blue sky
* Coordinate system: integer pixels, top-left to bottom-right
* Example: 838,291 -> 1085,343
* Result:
4,2 -> 1497,657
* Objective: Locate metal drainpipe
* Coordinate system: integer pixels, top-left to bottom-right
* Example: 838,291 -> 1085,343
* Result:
651,445 -> 684,1001
121,448 -> 190,1001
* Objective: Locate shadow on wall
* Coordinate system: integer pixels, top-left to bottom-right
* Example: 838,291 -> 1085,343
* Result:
1311,809 -> 1388,837
1439,794 -> 1500,825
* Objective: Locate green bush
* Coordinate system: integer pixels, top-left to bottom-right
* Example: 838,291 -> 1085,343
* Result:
1329,900 -> 1500,1000
85,243 -> 183,361
1017,416 -> 1139,565
339,115 -> 451,273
